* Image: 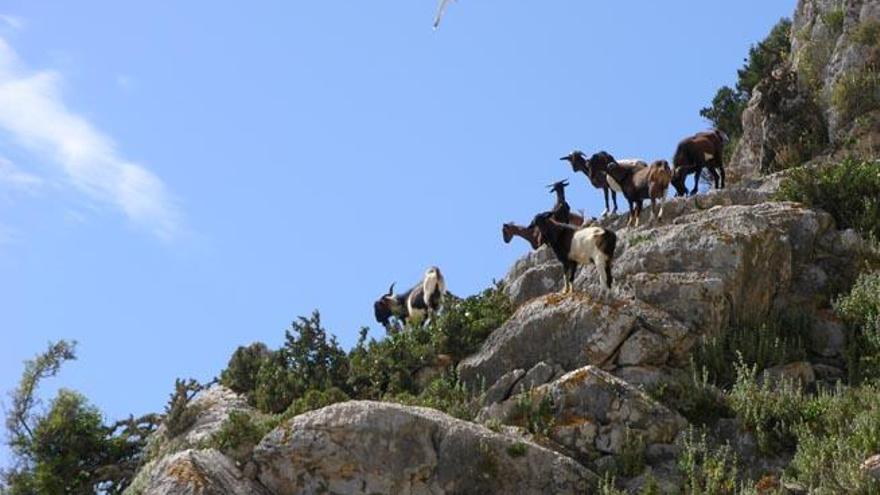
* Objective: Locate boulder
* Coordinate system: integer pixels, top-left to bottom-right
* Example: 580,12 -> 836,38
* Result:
123,449 -> 269,495
862,454 -> 880,481
458,293 -> 689,392
481,366 -> 686,464
253,401 -> 596,495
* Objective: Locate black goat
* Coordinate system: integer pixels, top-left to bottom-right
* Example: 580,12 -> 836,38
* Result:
532,212 -> 617,293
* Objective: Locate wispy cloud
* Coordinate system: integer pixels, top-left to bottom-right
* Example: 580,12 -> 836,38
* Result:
0,36 -> 181,240
0,15 -> 24,31
0,157 -> 42,193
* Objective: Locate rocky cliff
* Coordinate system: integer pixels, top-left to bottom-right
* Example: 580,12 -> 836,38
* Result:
728,0 -> 880,182
122,2 -> 879,493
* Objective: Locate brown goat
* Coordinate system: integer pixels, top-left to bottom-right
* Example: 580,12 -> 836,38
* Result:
606,159 -> 672,227
559,150 -> 619,216
672,129 -> 728,196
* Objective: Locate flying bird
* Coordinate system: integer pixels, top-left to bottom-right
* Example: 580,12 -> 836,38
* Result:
433,0 -> 455,30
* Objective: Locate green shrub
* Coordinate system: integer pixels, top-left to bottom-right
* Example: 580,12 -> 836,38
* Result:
832,69 -> 880,123
692,314 -> 808,389
776,159 -> 880,242
834,271 -> 880,384
647,366 -> 729,426
789,383 -> 880,493
853,20 -> 880,47
677,428 -> 740,495
209,410 -> 279,462
511,391 -> 555,436
617,428 -> 647,477
219,342 -> 272,396
822,8 -> 845,35
506,441 -> 527,458
283,387 -> 350,419
348,285 -> 512,400
727,358 -> 806,454
427,284 -> 514,361
390,374 -> 478,420
252,352 -> 298,414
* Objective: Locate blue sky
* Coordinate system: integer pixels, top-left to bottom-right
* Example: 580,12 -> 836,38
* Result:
0,1 -> 794,466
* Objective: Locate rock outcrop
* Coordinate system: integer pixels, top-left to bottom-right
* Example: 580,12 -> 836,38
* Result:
253,401 -> 596,495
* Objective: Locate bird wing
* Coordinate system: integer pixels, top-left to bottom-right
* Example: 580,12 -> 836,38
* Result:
433,0 -> 455,30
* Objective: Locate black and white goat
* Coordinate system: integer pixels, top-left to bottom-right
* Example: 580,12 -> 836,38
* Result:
532,212 -> 617,293
373,266 -> 447,331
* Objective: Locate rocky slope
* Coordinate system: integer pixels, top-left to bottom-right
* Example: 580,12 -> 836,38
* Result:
122,2 -> 878,493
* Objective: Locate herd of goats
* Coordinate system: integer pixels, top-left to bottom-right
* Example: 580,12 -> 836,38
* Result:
373,129 -> 730,332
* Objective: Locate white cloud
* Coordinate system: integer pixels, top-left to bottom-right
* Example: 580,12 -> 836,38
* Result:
0,15 -> 24,31
0,36 -> 181,240
0,157 -> 42,193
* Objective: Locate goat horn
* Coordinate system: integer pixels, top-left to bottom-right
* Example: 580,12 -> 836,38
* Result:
559,156 -> 570,161
387,282 -> 395,296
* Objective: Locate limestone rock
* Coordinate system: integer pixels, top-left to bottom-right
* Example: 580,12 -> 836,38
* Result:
124,449 -> 269,495
253,401 -> 596,495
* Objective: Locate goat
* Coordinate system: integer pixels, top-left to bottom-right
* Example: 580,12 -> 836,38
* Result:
560,150 -> 619,216
671,129 -> 729,196
501,180 -> 585,250
502,211 -> 586,250
373,266 -> 447,331
606,159 -> 673,227
532,212 -> 617,293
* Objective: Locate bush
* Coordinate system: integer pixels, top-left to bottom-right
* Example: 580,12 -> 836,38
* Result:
390,374 -> 478,420
209,410 -> 279,463
677,428 -> 740,495
283,387 -> 350,419
219,342 -> 272,396
776,159 -> 880,242
822,8 -> 845,35
832,69 -> 880,123
647,366 -> 729,426
163,378 -> 206,437
727,358 -> 806,454
347,285 -> 512,400
834,271 -> 880,384
692,314 -> 808,389
790,383 -> 880,493
511,391 -> 555,436
2,341 -> 159,495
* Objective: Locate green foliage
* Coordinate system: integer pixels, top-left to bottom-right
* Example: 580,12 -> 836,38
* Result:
425,284 -> 514,361
834,271 -> 880,384
220,342 -> 272,395
617,428 -> 647,477
390,374 -> 478,421
209,410 -> 280,463
699,86 -> 747,138
505,441 -> 527,458
831,69 -> 880,123
822,8 -> 845,35
776,159 -> 880,242
647,366 -> 729,426
852,19 -> 880,47
283,387 -> 350,419
597,474 -> 627,495
163,378 -> 206,437
692,314 -> 808,389
512,391 -> 555,436
701,19 -> 792,137
253,351 -> 298,413
348,285 -> 512,400
2,341 -> 159,495
677,428 -> 740,495
789,383 -> 880,493
728,358 -> 806,454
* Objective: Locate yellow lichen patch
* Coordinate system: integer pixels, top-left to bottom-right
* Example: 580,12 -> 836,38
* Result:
167,456 -> 209,492
561,368 -> 593,388
555,412 -> 593,428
